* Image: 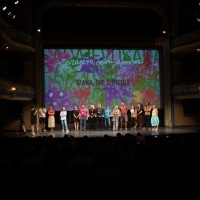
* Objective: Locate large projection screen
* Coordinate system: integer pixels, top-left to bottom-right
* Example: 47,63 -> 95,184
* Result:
44,49 -> 160,111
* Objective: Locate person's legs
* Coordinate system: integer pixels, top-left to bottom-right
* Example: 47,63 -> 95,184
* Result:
108,118 -> 111,130
100,117 -> 103,130
80,117 -> 83,130
83,118 -> 86,130
104,118 -> 107,130
113,117 -> 115,130
31,124 -> 34,133
43,118 -> 47,131
144,115 -> 147,127
31,124 -> 35,135
61,120 -> 64,130
116,118 -> 119,130
39,118 -> 43,132
125,115 -> 128,130
40,123 -> 42,132
96,116 -> 99,130
97,117 -> 101,130
139,116 -> 143,129
90,118 -> 93,130
64,119 -> 68,131
76,122 -> 78,130
125,122 -> 127,129
120,116 -> 123,130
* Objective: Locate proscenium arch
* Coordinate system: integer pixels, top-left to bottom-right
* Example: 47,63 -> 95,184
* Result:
35,1 -> 172,127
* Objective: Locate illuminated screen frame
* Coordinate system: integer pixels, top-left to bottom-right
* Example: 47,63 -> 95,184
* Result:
44,48 -> 161,111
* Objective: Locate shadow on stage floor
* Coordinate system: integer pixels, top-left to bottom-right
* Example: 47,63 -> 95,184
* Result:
1,125 -> 200,138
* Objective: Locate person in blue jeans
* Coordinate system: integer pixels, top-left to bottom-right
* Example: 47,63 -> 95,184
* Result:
60,106 -> 69,133
104,105 -> 111,130
79,104 -> 89,131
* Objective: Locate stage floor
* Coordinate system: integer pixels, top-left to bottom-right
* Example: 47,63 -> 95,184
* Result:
1,125 -> 200,138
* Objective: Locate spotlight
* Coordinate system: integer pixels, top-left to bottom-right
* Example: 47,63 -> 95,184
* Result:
37,29 -> 41,32
11,87 -> 16,91
13,15 -> 15,18
197,18 -> 200,22
14,1 -> 19,4
8,11 -> 11,15
2,6 -> 7,10
10,87 -> 16,98
163,31 -> 175,36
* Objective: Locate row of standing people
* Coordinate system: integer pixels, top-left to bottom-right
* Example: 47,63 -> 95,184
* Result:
30,101 -> 159,135
130,102 -> 159,131
78,102 -> 133,131
30,105 -> 69,136
62,101 -> 158,131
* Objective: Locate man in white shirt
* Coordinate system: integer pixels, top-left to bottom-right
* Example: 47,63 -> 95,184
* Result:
38,105 -> 47,132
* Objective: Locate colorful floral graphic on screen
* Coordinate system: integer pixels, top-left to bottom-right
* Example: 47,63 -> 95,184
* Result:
44,49 -> 160,111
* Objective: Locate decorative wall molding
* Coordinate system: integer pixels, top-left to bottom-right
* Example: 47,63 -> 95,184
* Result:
0,76 -> 35,97
172,83 -> 200,95
171,29 -> 200,53
0,15 -> 35,52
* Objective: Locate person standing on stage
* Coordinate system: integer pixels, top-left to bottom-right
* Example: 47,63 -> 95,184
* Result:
112,105 -> 121,131
95,103 -> 104,131
38,105 -> 47,132
144,101 -> 152,130
119,102 -> 128,130
104,105 -> 111,130
130,105 -> 137,129
73,105 -> 79,131
136,103 -> 144,129
48,105 -> 55,131
60,106 -> 69,133
151,105 -> 159,131
89,104 -> 96,131
79,104 -> 88,131
30,105 -> 37,136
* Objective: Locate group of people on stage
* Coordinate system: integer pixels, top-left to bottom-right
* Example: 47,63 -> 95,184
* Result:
130,102 -> 159,131
30,104 -> 69,136
30,101 -> 159,135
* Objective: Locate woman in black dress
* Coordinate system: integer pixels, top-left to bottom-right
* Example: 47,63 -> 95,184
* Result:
136,103 -> 144,129
31,105 -> 37,136
73,105 -> 79,130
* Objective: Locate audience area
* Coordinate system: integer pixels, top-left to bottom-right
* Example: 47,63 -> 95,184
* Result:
1,132 -> 200,198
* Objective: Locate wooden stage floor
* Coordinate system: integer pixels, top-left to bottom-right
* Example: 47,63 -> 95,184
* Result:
1,125 -> 200,138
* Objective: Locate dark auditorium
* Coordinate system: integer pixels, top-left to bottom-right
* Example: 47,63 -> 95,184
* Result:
0,0 -> 200,198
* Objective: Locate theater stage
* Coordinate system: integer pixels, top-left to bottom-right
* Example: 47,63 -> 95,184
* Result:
1,125 -> 200,138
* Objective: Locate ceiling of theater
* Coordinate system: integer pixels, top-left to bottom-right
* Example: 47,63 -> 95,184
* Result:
42,6 -> 163,37
1,0 -> 200,52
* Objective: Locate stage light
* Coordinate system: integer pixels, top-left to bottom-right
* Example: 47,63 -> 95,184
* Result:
163,31 -> 175,36
37,29 -> 41,32
11,87 -> 16,91
2,6 -> 7,10
14,1 -> 19,4
197,18 -> 200,22
13,15 -> 15,18
10,87 -> 16,98
8,11 -> 11,15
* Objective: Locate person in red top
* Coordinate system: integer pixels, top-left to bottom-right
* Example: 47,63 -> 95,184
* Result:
79,104 -> 88,131
119,102 -> 128,130
48,105 -> 55,131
